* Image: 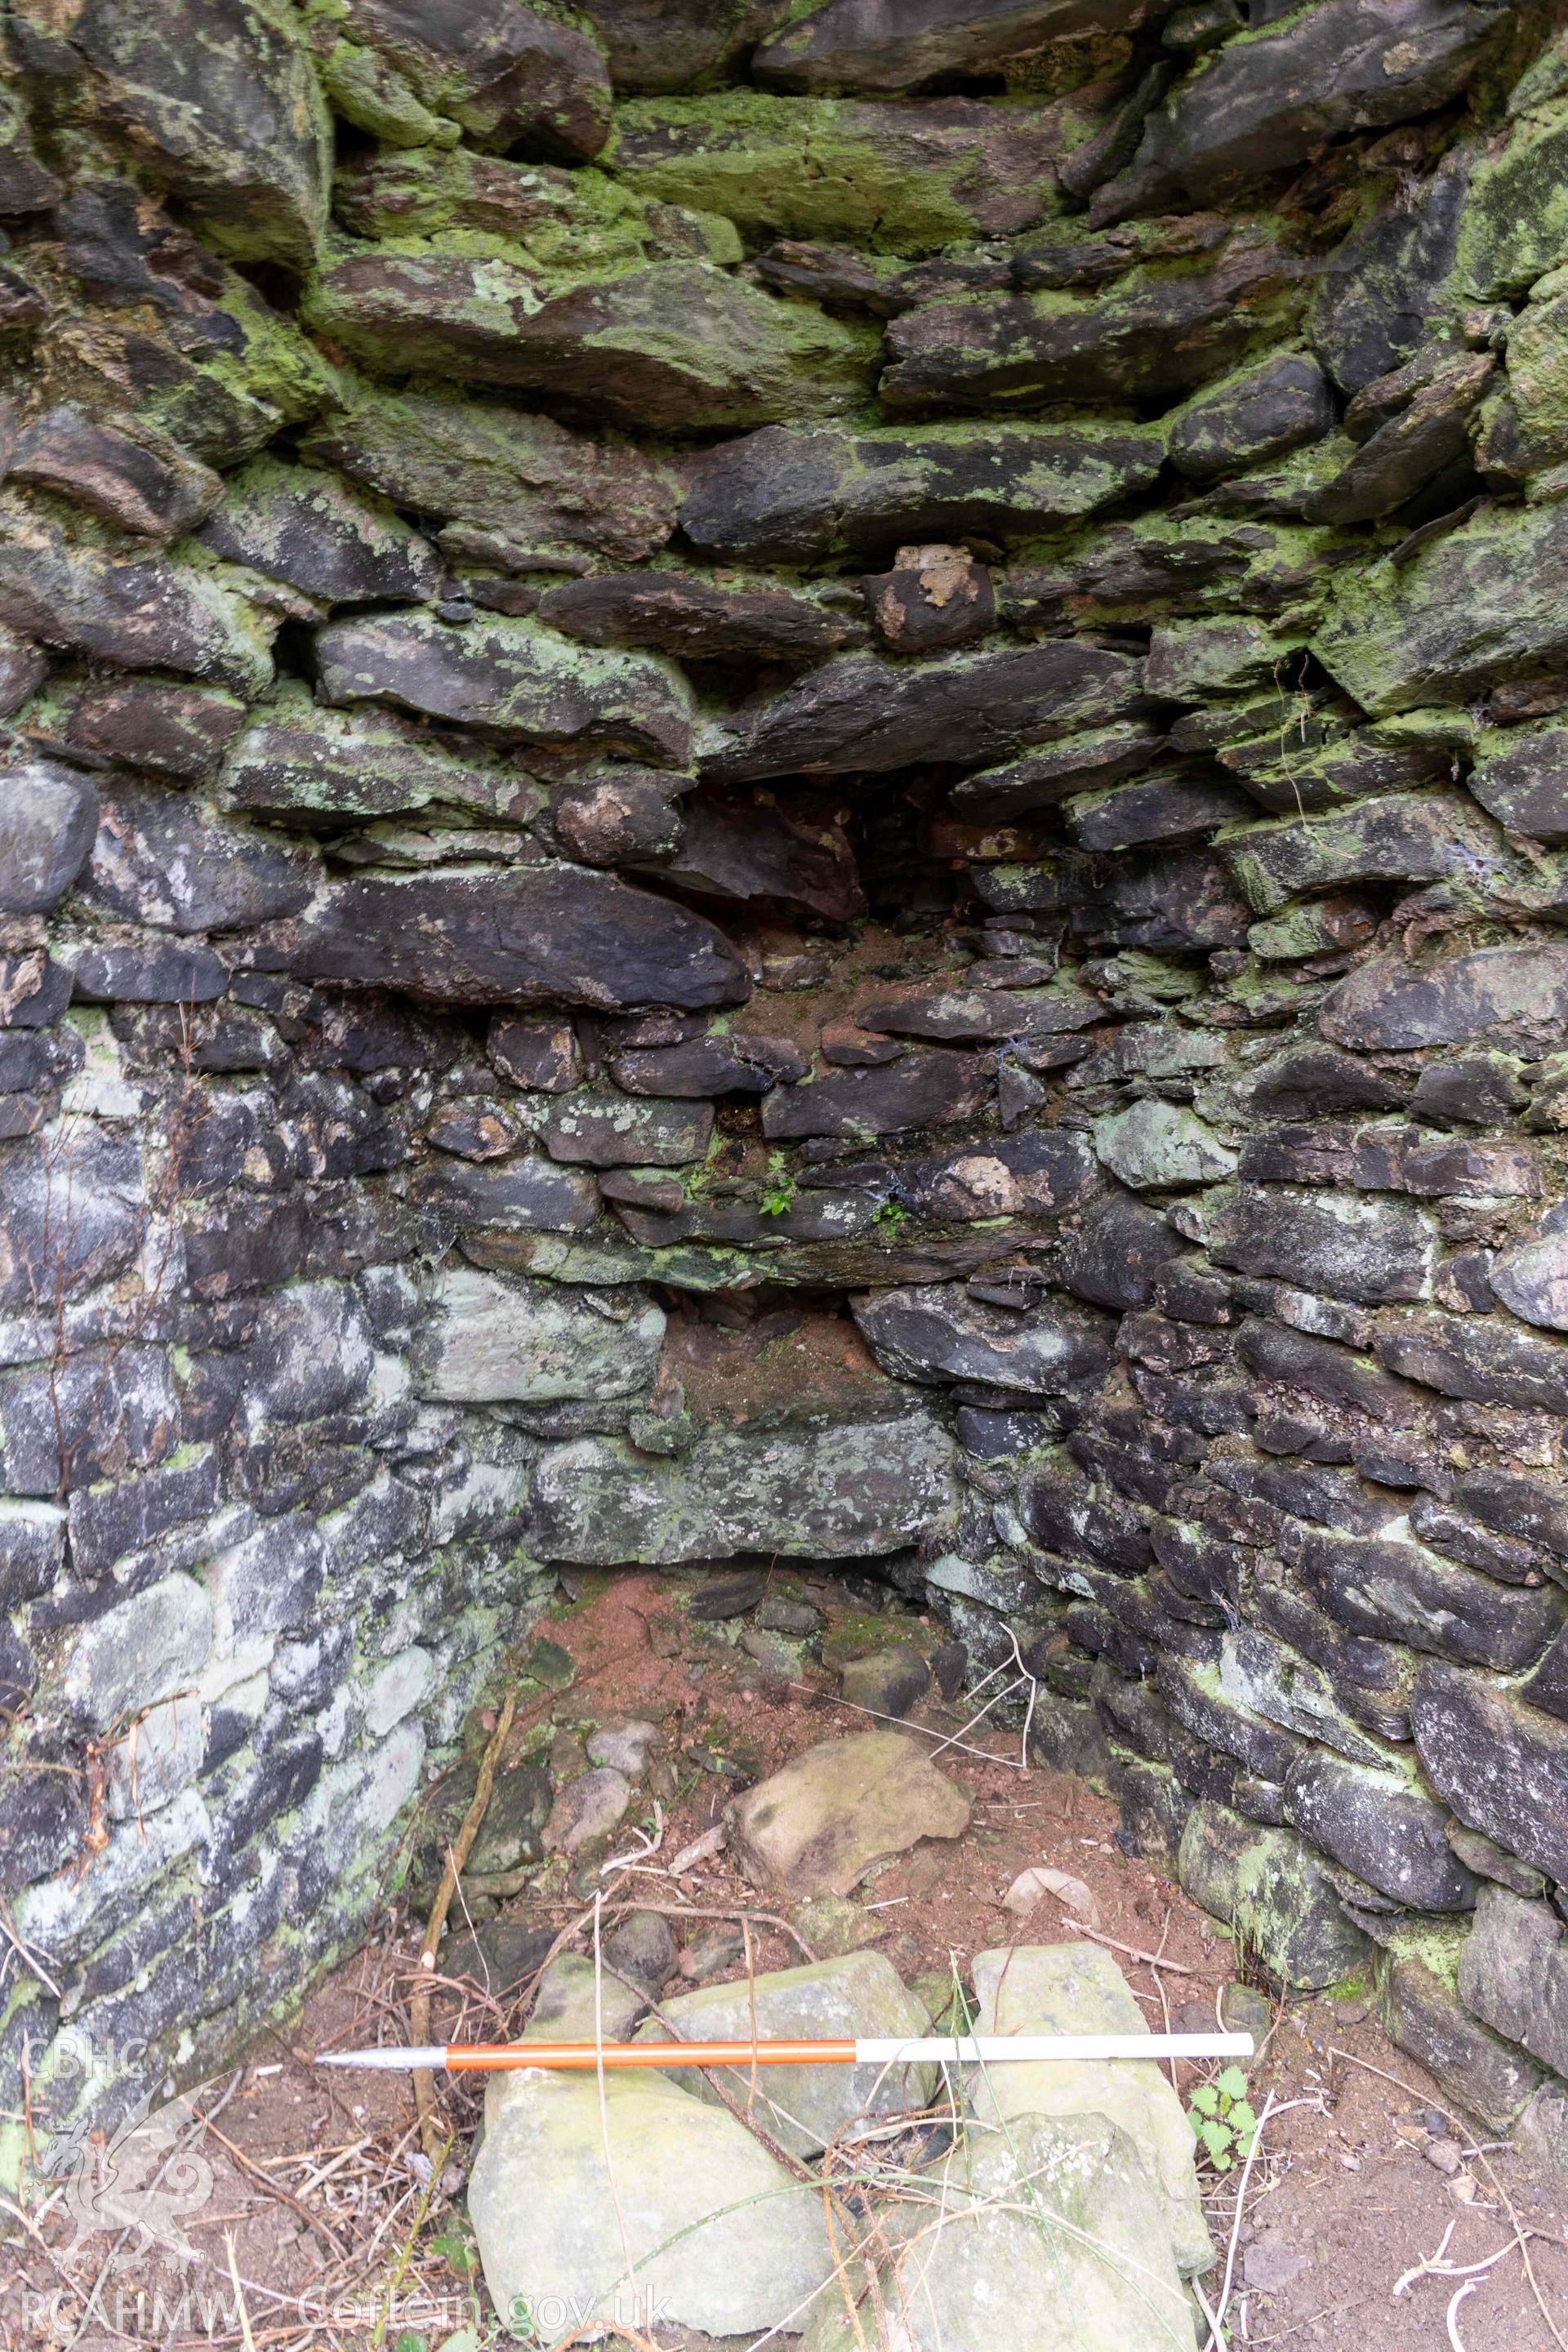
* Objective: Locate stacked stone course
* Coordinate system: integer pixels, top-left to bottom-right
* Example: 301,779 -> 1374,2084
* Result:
3,0 -> 1568,2177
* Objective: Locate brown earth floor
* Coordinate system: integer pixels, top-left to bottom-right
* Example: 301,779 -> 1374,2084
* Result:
7,1570 -> 1567,2352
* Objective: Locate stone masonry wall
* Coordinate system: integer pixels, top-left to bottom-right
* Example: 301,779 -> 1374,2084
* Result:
4,0 -> 1568,2182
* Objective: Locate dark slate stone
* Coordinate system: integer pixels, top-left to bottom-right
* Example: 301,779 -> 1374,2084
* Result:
1168,351 -> 1335,482
862,547 -> 994,651
948,722 -> 1167,822
0,763 -> 100,915
548,768 -> 685,866
336,0 -> 612,160
305,252 -> 873,434
67,1446 -> 221,1581
15,0 -> 330,267
753,0 -> 1148,92
220,696 -> 533,830
1468,724 -> 1568,844
1522,1622 -> 1568,1721
241,1282 -> 374,1423
1379,1937 -> 1542,2135
1096,0 -> 1501,219
315,611 -> 695,765
679,421 -> 1165,563
1319,943 -> 1568,1055
1451,1469 -> 1568,1563
956,1405 -> 1052,1456
300,384 -> 680,571
1411,1661 -> 1568,1887
1178,1798 -> 1373,1989
1204,1455 -> 1392,1536
1282,1748 -> 1475,1910
1236,1316 -> 1420,1421
1027,1461 -> 1155,1570
0,1750 -> 86,1895
651,795 -> 863,921
574,0 -> 787,91
1073,845 -> 1253,951
8,405 -> 222,541
761,1049 -> 990,1139
1490,1203 -> 1568,1334
611,1032 -> 808,1097
1375,1310 -> 1568,1418
293,867 -> 749,1012
856,977 -> 1102,1045
1149,1518 -> 1245,1608
1410,1495 -> 1557,1588
0,1346 -> 177,1496
87,786 -> 316,934
1066,766 -> 1249,851
0,1123 -> 142,1313
686,1568 -> 765,1618
879,231 -> 1304,412
411,1147 -> 601,1241
1303,351 -> 1494,525
65,677 -> 248,783
67,937 -> 231,1003
1219,728 -> 1447,817
1205,1180 -> 1432,1306
1279,1521 -> 1565,1672
703,641 -> 1144,783
278,1071 -> 406,1182
1313,500 -> 1568,717
895,1129 -> 1099,1218
1159,1653 -> 1304,1784
1221,792 -> 1493,915
1455,1886 -> 1568,2083
1312,145 -> 1472,394
852,1284 -> 1113,1396
0,514 -> 272,696
0,1501 -> 64,1610
198,457 -> 445,604
1236,1120 -> 1535,1201
1410,1052 -> 1529,1125
540,1089 -> 711,1167
537,572 -> 853,662
1057,1190 -> 1184,1311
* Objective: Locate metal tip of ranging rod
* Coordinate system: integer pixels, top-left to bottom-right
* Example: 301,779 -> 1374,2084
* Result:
314,2031 -> 1255,2074
316,2046 -> 452,2070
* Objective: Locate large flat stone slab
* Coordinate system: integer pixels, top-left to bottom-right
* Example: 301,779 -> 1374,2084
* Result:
800,2109 -> 1190,2352
411,1267 -> 664,1405
645,1950 -> 935,2158
528,1410 -> 956,1561
968,1943 -> 1214,2278
469,1960 -> 832,2339
291,866 -> 750,1011
728,1731 -> 970,1896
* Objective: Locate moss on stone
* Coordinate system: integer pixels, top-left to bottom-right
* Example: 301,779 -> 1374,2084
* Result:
1458,96 -> 1568,301
606,88 -> 1060,254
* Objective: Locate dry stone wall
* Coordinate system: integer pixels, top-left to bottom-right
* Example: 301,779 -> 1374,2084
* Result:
3,0 -> 1568,2178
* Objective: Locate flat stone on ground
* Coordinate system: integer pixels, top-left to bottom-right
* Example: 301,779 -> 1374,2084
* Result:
646,1950 -> 935,2157
728,1729 -> 970,1896
968,1943 -> 1214,2278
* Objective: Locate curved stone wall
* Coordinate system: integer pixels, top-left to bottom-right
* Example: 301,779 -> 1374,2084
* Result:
2,0 -> 1568,2177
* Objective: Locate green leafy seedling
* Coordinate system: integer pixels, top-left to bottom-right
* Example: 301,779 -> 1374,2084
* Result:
873,1198 -> 909,1235
1187,2064 -> 1258,2172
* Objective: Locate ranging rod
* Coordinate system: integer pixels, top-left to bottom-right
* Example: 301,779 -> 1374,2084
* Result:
317,2031 -> 1255,2073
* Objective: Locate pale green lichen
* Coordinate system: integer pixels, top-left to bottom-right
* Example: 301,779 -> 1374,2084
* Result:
606,88 -> 1059,255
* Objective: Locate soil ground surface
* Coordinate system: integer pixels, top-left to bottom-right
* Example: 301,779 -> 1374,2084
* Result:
7,1568 -> 1567,2352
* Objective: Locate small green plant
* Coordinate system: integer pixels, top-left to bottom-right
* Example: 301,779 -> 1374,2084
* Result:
759,1172 -> 796,1216
873,1197 -> 909,1235
1188,2065 -> 1258,2172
